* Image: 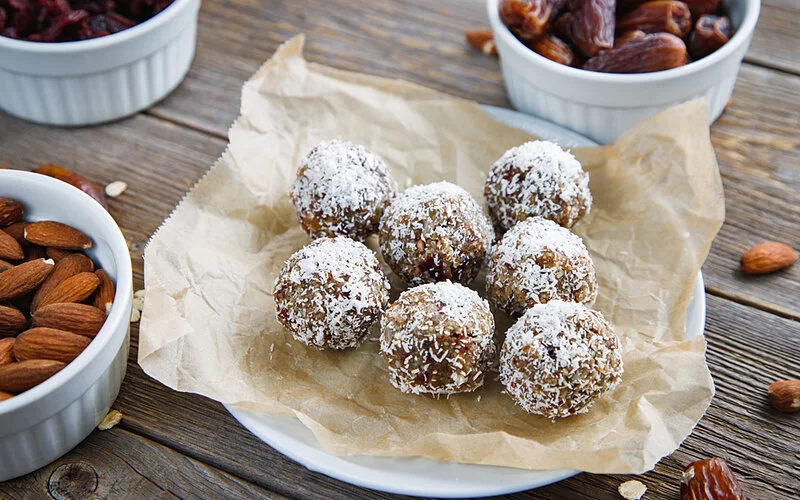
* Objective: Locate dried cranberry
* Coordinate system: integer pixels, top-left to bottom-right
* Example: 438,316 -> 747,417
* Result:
0,0 -> 175,42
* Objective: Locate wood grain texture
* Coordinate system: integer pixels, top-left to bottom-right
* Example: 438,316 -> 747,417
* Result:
147,0 -> 800,134
748,0 -> 800,74
0,0 -> 798,497
44,294 -> 794,499
0,427 -> 283,499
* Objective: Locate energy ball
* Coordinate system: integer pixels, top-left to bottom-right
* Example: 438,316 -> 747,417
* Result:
274,237 -> 390,350
379,182 -> 494,286
380,281 -> 495,395
486,217 -> 597,316
485,140 -> 592,231
291,140 -> 397,240
500,301 -> 623,419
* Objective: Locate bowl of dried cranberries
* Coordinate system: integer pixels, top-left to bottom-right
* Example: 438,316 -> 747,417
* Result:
486,0 -> 760,144
0,0 -> 201,126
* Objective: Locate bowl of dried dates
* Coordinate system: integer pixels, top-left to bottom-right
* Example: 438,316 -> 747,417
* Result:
0,0 -> 201,126
487,0 -> 760,143
0,169 -> 133,482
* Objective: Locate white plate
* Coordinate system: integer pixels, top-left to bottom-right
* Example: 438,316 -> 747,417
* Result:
225,106 -> 707,498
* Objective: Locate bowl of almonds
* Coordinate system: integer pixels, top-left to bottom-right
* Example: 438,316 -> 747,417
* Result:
0,169 -> 133,482
486,0 -> 760,143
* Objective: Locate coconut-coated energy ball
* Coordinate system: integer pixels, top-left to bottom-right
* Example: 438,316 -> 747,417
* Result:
380,281 -> 495,395
274,237 -> 390,350
500,300 -> 623,419
486,217 -> 597,316
379,182 -> 494,286
484,140 -> 592,231
291,140 -> 397,240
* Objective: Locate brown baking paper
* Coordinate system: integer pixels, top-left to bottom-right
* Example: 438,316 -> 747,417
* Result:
139,36 -> 724,474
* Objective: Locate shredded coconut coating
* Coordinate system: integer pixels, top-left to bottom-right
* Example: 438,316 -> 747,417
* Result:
291,140 -> 397,240
500,301 -> 623,419
380,281 -> 495,395
486,217 -> 597,316
274,237 -> 390,349
379,181 -> 494,286
484,140 -> 591,231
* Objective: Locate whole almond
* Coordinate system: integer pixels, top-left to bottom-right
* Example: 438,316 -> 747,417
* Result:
32,253 -> 95,312
0,338 -> 15,366
32,303 -> 107,338
741,242 -> 797,274
0,359 -> 66,393
46,247 -> 73,263
0,229 -> 24,261
465,30 -> 498,56
768,379 -> 800,413
14,327 -> 91,364
0,259 -> 12,273
35,272 -> 100,310
24,221 -> 92,251
93,269 -> 116,314
0,391 -> 13,402
3,221 -> 29,246
0,198 -> 23,227
0,304 -> 27,337
0,258 -> 55,302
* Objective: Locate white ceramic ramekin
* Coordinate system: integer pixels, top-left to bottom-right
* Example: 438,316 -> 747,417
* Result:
487,0 -> 761,144
0,170 -> 133,482
0,0 -> 201,126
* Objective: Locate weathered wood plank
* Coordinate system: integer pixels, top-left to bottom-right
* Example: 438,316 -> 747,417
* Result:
106,294 -> 800,499
0,427 -> 284,499
7,67 -> 796,318
147,0 -> 800,134
704,63 -> 800,317
748,0 -> 800,74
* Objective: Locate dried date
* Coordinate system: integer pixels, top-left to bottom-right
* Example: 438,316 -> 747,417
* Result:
500,0 -> 554,41
568,0 -> 615,57
682,0 -> 721,18
583,33 -> 687,73
680,457 -> 745,500
617,1 -> 692,38
530,34 -> 576,65
614,29 -> 646,48
689,15 -> 731,59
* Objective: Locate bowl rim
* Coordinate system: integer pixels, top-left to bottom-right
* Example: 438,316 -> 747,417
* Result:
486,0 -> 761,84
0,170 -> 133,414
0,0 -> 195,53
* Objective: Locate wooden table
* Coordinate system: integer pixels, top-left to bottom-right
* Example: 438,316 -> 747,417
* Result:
2,1 -> 798,498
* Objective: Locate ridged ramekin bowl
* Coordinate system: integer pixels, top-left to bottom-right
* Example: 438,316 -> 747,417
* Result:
0,0 -> 201,126
0,170 -> 133,482
487,0 -> 760,144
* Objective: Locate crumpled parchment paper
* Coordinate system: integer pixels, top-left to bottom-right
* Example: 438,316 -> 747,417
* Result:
139,35 -> 724,474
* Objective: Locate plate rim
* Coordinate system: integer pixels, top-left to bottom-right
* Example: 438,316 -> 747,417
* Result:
224,107 -> 708,498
